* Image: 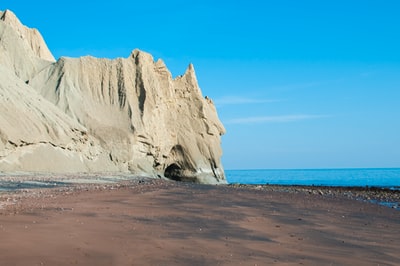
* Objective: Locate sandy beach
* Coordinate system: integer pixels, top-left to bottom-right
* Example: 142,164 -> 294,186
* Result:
0,177 -> 399,266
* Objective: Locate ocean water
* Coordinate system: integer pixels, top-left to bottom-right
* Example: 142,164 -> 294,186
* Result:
226,168 -> 400,189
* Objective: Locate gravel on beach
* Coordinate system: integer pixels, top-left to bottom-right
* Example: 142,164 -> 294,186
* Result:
1,174 -> 399,210
229,183 -> 400,209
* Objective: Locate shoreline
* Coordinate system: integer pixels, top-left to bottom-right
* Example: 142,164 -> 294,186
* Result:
229,183 -> 400,209
1,173 -> 399,209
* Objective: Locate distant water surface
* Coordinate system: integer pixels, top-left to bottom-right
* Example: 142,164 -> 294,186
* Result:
226,168 -> 400,189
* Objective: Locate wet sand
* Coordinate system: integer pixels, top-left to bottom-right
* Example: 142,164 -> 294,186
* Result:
0,179 -> 399,265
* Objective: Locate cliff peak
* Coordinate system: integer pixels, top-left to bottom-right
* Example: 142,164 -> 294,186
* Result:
1,9 -> 18,23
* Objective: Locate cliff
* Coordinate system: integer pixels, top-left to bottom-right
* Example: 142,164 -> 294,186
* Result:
0,10 -> 226,184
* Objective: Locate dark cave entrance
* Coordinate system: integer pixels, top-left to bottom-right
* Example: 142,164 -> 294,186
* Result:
164,163 -> 183,181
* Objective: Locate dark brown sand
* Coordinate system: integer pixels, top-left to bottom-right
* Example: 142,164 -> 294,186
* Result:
0,179 -> 399,265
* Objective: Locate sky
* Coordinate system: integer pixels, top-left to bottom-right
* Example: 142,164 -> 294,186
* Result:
1,1 -> 399,169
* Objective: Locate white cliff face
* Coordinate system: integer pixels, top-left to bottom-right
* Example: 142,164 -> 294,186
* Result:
0,64 -> 118,173
30,50 -> 226,183
0,10 -> 226,183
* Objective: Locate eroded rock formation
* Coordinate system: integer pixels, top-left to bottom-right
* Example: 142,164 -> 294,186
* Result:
0,10 -> 226,184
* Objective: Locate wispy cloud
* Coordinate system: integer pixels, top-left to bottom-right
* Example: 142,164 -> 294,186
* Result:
226,114 -> 330,124
214,96 -> 280,106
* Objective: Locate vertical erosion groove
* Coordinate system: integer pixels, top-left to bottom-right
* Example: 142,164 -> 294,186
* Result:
116,60 -> 126,108
134,56 -> 146,116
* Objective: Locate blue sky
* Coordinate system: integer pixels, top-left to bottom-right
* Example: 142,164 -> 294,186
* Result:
2,1 -> 399,169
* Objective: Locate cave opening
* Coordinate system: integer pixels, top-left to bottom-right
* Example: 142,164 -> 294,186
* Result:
164,163 -> 182,181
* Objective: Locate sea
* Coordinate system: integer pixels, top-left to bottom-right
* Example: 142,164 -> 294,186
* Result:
225,168 -> 400,189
